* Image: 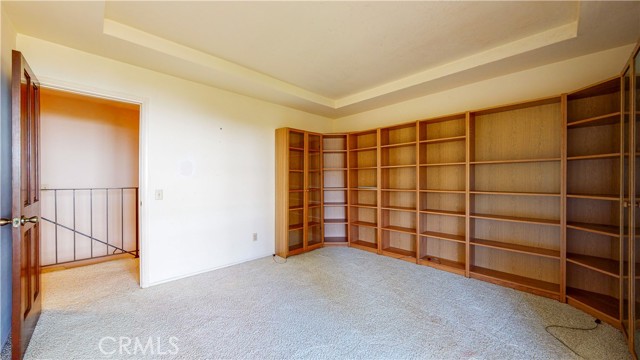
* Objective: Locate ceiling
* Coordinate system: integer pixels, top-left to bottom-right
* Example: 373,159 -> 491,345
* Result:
4,1 -> 640,118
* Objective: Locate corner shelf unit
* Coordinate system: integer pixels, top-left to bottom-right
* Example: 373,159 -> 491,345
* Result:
322,134 -> 349,246
565,77 -> 624,327
275,128 -> 324,258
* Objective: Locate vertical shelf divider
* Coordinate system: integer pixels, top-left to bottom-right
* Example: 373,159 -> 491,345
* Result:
466,112 -> 473,277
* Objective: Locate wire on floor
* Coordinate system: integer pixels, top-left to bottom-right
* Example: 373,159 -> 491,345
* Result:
545,319 -> 601,359
272,254 -> 287,264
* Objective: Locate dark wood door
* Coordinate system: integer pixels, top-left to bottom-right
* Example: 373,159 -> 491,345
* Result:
11,50 -> 42,360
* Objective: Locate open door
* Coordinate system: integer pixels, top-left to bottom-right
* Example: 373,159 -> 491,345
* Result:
10,50 -> 42,359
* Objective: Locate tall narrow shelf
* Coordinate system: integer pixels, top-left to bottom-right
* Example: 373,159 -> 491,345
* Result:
468,98 -> 563,300
417,114 -> 467,275
565,77 -> 623,327
379,123 -> 418,262
322,134 -> 349,246
348,130 -> 379,253
276,128 -> 324,257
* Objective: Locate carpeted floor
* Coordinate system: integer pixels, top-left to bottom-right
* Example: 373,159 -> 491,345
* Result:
17,247 -> 632,359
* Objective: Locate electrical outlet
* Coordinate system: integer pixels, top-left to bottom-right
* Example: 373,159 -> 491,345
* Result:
252,233 -> 258,241
155,189 -> 163,200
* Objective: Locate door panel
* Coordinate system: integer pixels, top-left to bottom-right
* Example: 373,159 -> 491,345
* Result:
12,50 -> 42,360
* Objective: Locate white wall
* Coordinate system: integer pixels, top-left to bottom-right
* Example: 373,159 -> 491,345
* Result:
17,35 -> 332,286
40,90 -> 140,189
39,90 -> 140,266
333,44 -> 635,132
0,4 -> 16,348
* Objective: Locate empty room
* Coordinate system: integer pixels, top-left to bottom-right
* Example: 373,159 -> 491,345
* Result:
1,1 -> 640,359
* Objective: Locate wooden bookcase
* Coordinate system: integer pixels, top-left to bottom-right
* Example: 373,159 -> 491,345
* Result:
468,98 -> 563,300
418,114 -> 467,275
322,134 -> 349,246
348,130 -> 379,253
565,77 -> 623,326
379,122 -> 418,262
275,40 -> 640,355
275,128 -> 324,258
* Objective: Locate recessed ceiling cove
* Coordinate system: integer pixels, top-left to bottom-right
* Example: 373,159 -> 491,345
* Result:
4,1 -> 640,117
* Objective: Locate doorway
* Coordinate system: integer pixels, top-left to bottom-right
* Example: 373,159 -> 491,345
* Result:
38,88 -> 141,282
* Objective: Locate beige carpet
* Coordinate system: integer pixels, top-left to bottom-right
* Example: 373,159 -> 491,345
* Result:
18,247 -> 632,359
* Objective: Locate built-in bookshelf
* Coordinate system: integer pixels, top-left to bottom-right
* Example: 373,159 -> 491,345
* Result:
276,129 -> 324,257
468,98 -> 563,300
348,130 -> 379,253
380,123 -> 418,262
417,114 -> 467,275
565,77 -> 623,326
322,134 -> 349,246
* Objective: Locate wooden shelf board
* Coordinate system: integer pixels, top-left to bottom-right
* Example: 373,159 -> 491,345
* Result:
351,221 -> 378,228
471,158 -> 560,165
420,231 -> 465,243
383,247 -> 417,258
324,237 -> 348,244
324,202 -> 347,207
350,187 -> 378,191
382,225 -> 417,234
470,213 -> 560,226
566,287 -> 620,323
323,187 -> 347,191
289,169 -> 304,173
566,221 -> 620,237
350,146 -> 377,152
470,266 -> 560,295
288,189 -> 305,193
350,166 -> 378,170
567,193 -> 620,201
324,219 -> 347,224
289,147 -> 304,152
323,168 -> 348,171
287,244 -> 304,254
420,189 -> 466,194
420,208 -> 465,217
567,153 -> 621,161
420,135 -> 466,144
420,256 -> 466,275
471,238 -> 560,259
289,205 -> 304,210
471,190 -> 560,197
381,164 -> 416,169
381,205 -> 417,212
308,204 -> 322,209
307,221 -> 321,228
288,224 -> 304,231
351,240 -> 378,251
380,141 -> 416,149
323,150 -> 347,153
567,112 -> 621,128
567,253 -> 620,278
420,162 -> 466,167
381,188 -> 417,192
350,203 -> 378,209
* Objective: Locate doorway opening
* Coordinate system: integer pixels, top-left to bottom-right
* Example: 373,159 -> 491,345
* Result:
38,88 -> 141,283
